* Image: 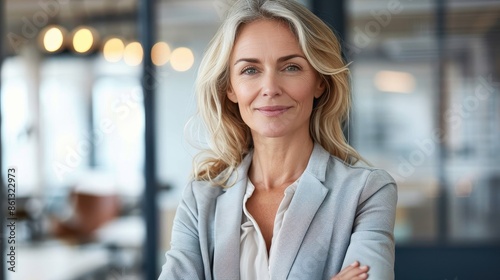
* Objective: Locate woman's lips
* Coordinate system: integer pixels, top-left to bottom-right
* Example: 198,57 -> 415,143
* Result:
255,106 -> 291,117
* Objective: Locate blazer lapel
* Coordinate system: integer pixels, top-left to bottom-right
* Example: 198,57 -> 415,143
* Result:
270,143 -> 330,279
213,153 -> 252,279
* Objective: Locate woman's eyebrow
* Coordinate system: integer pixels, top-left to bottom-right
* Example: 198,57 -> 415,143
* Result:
233,54 -> 306,66
234,58 -> 260,65
277,54 -> 306,62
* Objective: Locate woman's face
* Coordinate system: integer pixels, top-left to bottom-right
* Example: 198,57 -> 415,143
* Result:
227,19 -> 325,140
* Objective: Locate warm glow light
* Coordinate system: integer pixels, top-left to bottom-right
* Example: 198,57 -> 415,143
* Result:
170,47 -> 194,72
43,27 -> 64,52
73,27 -> 95,53
124,42 -> 143,66
374,70 -> 416,94
151,42 -> 171,66
103,38 -> 125,62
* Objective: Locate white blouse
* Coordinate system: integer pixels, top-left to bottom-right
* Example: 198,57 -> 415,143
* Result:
240,179 -> 299,280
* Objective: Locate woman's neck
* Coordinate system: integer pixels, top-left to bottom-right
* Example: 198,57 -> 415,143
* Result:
249,134 -> 314,191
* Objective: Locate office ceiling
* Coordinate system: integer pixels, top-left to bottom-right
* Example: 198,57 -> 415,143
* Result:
3,0 -> 500,56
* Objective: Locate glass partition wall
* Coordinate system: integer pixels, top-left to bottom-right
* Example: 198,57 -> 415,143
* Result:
347,0 -> 500,245
2,0 -> 147,278
2,0 -> 228,277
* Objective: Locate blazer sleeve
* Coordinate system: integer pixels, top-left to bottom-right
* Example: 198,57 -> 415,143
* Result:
341,169 -> 398,280
158,182 -> 205,280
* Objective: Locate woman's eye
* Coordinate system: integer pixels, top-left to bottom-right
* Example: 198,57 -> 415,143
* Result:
242,67 -> 257,75
285,65 -> 300,72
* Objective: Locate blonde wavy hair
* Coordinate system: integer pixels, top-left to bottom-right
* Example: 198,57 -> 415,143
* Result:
191,0 -> 362,186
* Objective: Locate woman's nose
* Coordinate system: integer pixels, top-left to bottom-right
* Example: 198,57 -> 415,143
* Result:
261,72 -> 282,97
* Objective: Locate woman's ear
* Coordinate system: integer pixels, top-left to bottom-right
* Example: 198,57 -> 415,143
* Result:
314,76 -> 327,98
227,85 -> 238,103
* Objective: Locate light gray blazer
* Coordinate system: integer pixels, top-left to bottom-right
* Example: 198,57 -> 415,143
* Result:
159,143 -> 397,280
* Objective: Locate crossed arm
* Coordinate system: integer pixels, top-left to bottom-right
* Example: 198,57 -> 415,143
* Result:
332,171 -> 398,280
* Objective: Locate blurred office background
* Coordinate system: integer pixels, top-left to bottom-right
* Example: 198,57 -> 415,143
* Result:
1,0 -> 499,279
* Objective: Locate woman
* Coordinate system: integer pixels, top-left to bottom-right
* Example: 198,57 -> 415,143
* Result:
159,0 -> 397,279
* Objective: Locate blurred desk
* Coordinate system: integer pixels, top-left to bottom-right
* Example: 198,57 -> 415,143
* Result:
8,241 -> 110,280
95,215 -> 144,249
94,216 -> 145,273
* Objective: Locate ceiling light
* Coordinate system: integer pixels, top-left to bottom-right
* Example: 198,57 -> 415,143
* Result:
170,47 -> 194,72
41,26 -> 66,53
124,42 -> 143,66
72,27 -> 97,54
151,42 -> 171,66
374,70 -> 416,94
103,38 -> 125,63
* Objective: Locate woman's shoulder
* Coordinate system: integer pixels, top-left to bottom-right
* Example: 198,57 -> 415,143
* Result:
322,154 -> 397,205
330,155 -> 394,181
320,151 -> 397,195
311,143 -> 395,185
180,179 -> 225,206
